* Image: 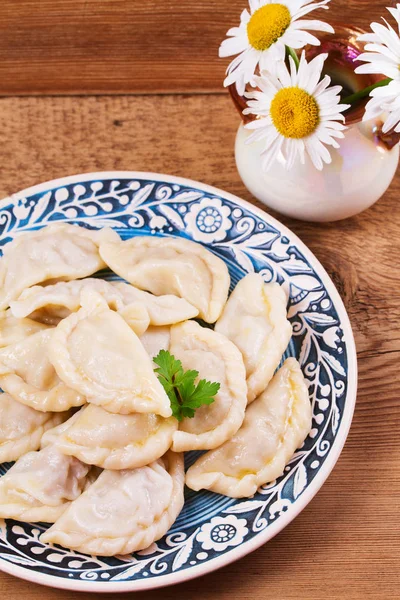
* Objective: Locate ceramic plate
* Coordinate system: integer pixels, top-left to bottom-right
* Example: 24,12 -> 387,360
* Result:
0,172 -> 357,592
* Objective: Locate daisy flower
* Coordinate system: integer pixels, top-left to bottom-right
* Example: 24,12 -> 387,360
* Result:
244,52 -> 349,171
219,0 -> 334,95
356,4 -> 400,80
363,79 -> 400,132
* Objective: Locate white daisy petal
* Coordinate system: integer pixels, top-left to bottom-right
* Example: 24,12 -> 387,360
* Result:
355,63 -> 400,79
293,0 -> 330,19
312,138 -> 333,163
303,53 -> 329,91
250,124 -> 280,145
226,26 -> 244,38
305,138 -> 324,170
313,75 -> 332,96
285,138 -> 299,168
357,7 -> 400,82
316,128 -> 342,147
360,44 -> 399,63
269,40 -> 287,63
261,136 -> 284,171
290,19 -> 334,33
387,6 -> 400,29
295,51 -> 313,88
241,8 -> 252,24
275,59 -> 293,87
226,50 -> 250,74
219,36 -> 249,58
249,0 -> 261,12
284,31 -> 321,48
382,108 -> 400,132
245,116 -> 274,129
362,79 -> 400,131
318,119 -> 346,130
288,55 -> 298,82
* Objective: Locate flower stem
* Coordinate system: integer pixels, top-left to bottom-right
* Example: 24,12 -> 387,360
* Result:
286,46 -> 300,70
342,77 -> 392,106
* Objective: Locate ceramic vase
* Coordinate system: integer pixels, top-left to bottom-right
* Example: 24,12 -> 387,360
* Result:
232,26 -> 400,222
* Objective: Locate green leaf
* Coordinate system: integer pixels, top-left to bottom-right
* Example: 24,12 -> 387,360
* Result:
154,349 -> 183,383
153,350 -> 220,421
175,369 -> 198,400
181,405 -> 196,419
185,379 -> 220,409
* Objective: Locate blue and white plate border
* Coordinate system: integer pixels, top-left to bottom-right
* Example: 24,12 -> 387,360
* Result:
0,171 -> 357,593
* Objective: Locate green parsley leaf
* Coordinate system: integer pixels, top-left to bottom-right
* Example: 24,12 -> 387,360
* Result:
153,350 -> 220,422
153,349 -> 182,384
182,378 -> 221,409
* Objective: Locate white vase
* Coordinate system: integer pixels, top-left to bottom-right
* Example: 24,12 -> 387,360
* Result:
230,25 -> 400,222
235,119 -> 399,222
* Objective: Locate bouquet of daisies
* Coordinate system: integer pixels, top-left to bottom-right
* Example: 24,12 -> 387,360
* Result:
220,0 -> 400,171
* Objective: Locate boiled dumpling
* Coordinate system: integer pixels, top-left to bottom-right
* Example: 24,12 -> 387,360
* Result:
215,274 -> 292,402
48,290 -> 172,417
113,282 -> 199,325
0,445 -> 90,522
10,278 -> 125,322
0,329 -> 86,412
100,236 -> 230,323
41,451 -> 184,555
140,325 -> 171,361
186,358 -> 312,498
169,321 -> 247,452
47,404 -> 177,470
0,393 -> 69,463
0,309 -> 50,347
0,223 -> 120,310
10,277 -> 150,335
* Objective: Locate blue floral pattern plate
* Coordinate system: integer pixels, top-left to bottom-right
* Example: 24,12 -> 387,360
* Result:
0,172 -> 357,592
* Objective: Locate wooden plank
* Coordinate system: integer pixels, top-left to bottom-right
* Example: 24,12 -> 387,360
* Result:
0,0 -> 393,94
0,93 -> 399,599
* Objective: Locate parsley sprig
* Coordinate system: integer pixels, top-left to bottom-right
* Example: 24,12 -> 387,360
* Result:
154,350 -> 220,422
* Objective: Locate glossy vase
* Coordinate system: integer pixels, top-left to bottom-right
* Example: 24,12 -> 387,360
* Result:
232,26 -> 400,222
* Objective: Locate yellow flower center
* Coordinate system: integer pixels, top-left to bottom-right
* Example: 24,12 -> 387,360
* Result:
270,87 -> 320,138
247,3 -> 291,51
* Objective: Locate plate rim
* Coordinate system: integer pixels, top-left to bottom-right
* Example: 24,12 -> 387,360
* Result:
0,171 -> 358,593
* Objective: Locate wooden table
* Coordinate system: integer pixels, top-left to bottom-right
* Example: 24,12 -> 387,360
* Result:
0,1 -> 399,599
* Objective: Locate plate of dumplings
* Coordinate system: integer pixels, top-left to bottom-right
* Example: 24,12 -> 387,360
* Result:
0,172 -> 357,592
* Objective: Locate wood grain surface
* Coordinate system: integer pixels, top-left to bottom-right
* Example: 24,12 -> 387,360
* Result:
0,93 -> 399,599
0,0 -> 395,94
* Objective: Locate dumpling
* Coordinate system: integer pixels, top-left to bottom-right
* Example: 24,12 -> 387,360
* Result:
11,278 -> 150,335
100,236 -> 230,323
0,445 -> 90,522
46,404 -> 177,470
48,290 -> 172,417
0,329 -> 86,412
0,393 -> 69,463
185,358 -> 312,498
0,223 -> 120,310
113,282 -> 199,325
215,274 -> 292,402
169,321 -> 247,452
0,309 -> 50,347
10,278 -> 124,321
41,451 -> 184,556
140,325 -> 171,361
